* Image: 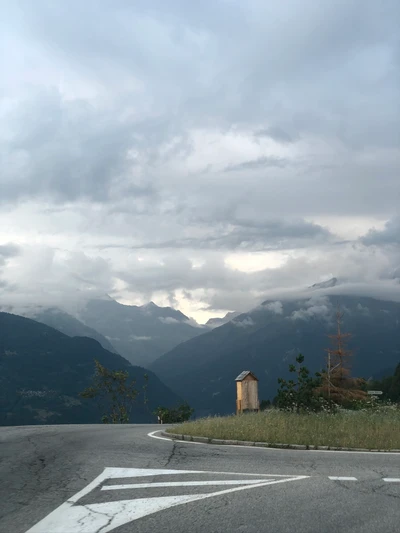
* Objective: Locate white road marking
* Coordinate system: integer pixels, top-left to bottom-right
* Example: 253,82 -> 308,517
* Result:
148,430 -> 207,445
383,478 -> 400,483
25,467 -> 308,533
102,479 -> 274,490
148,431 -> 400,455
328,476 -> 358,481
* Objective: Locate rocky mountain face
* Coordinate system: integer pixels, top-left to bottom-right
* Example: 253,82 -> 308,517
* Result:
150,292 -> 400,417
206,311 -> 241,329
29,307 -> 118,354
76,298 -> 207,367
0,312 -> 181,426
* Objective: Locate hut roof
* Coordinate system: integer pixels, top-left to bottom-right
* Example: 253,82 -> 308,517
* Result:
235,370 -> 258,382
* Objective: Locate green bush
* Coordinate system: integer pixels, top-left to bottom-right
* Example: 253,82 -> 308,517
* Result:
154,401 -> 194,423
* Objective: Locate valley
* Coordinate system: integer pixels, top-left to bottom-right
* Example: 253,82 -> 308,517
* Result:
1,282 -> 399,424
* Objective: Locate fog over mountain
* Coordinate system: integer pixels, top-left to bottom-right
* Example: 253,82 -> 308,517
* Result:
206,312 -> 241,329
151,284 -> 400,416
76,298 -> 207,366
1,298 -> 207,367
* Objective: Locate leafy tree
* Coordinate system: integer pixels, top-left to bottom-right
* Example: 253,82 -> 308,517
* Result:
387,363 -> 400,402
275,354 -> 322,413
368,363 -> 400,403
260,399 -> 272,411
154,401 -> 194,423
80,359 -> 148,423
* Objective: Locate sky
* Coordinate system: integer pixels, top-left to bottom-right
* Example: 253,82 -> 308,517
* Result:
0,0 -> 399,323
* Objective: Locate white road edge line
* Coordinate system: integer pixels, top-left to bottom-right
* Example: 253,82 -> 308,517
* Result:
148,431 -> 400,455
383,478 -> 400,482
102,480 -> 274,490
328,477 -> 358,481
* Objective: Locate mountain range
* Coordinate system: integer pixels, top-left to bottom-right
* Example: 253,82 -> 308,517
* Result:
8,298 -> 208,367
30,307 -> 118,354
0,312 -> 181,426
206,311 -> 241,329
150,291 -> 400,416
76,298 -> 207,367
2,279 -> 400,424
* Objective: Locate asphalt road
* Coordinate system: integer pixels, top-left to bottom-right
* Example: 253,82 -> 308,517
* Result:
0,425 -> 399,533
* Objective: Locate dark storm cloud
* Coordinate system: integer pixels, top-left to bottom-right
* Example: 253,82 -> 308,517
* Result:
0,244 -> 19,289
0,244 -> 20,259
1,0 -> 398,211
1,90 -> 158,204
254,127 -> 296,144
97,218 -> 333,251
362,217 -> 400,245
224,156 -> 288,172
5,1 -> 399,139
1,1 -> 399,315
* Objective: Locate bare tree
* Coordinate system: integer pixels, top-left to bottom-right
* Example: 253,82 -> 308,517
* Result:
319,307 -> 366,405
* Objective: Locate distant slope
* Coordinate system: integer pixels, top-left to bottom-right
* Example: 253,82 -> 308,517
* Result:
31,307 -> 118,354
206,311 -> 241,329
150,294 -> 400,416
78,298 -> 207,367
0,312 -> 181,426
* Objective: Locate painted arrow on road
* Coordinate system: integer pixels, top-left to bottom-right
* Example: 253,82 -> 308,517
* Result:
25,467 -> 309,533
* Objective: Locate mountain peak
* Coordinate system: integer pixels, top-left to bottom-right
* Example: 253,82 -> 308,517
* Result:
206,311 -> 240,328
141,301 -> 158,310
73,298 -> 202,366
310,277 -> 338,290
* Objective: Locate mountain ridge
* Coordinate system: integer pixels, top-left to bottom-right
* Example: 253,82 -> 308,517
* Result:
28,306 -> 119,354
206,311 -> 241,328
3,297 -> 209,368
75,297 -> 207,366
150,292 -> 400,416
0,311 -> 181,425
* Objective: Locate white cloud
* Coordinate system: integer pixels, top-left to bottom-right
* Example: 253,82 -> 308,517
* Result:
184,317 -> 208,329
0,1 -> 399,322
262,301 -> 284,314
290,296 -> 333,321
129,335 -> 152,341
233,316 -> 255,328
356,303 -> 370,315
158,316 -> 180,324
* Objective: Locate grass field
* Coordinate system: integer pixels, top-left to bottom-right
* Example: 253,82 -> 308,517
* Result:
167,407 -> 400,450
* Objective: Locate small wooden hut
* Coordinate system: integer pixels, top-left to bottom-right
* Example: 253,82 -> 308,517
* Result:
235,370 -> 259,414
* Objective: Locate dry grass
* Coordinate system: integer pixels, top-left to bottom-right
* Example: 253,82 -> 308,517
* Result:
167,407 -> 400,450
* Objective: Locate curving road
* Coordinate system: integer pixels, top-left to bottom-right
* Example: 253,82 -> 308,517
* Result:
0,424 -> 399,533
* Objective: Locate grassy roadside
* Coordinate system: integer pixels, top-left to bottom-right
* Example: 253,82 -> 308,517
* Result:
167,408 -> 400,449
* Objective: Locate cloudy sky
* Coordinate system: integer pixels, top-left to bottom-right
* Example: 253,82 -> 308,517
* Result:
1,0 -> 399,322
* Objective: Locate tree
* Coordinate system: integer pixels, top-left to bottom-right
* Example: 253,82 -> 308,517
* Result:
260,399 -> 272,411
318,307 -> 367,406
387,363 -> 400,402
154,401 -> 194,423
275,354 -> 322,413
80,360 -> 148,423
369,363 -> 400,403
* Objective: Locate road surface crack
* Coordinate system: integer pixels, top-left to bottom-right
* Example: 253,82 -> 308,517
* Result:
334,480 -> 400,501
164,440 -> 177,467
77,503 -> 114,533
